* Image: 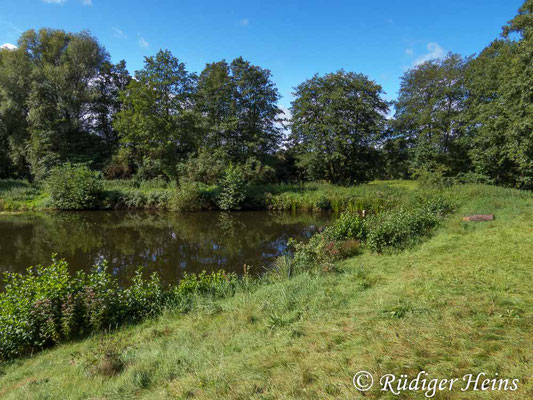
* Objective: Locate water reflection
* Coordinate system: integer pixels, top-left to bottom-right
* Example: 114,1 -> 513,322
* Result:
0,211 -> 331,285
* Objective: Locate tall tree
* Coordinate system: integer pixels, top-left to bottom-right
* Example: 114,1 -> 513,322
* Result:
0,44 -> 32,178
0,28 -> 118,180
23,29 -> 110,179
195,57 -> 282,163
394,54 -> 470,176
289,70 -> 389,184
114,50 -> 198,180
90,60 -> 131,154
465,0 -> 533,188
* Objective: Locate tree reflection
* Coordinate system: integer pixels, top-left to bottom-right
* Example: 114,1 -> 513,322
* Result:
0,211 -> 330,285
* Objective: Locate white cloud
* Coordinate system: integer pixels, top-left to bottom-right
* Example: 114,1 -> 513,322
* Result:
405,48 -> 414,56
82,0 -> 92,6
240,18 -> 249,26
413,42 -> 445,66
1,43 -> 17,50
43,0 -> 67,4
113,27 -> 127,39
138,36 -> 149,48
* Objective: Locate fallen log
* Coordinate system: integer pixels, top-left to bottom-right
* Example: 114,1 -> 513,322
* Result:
462,214 -> 494,222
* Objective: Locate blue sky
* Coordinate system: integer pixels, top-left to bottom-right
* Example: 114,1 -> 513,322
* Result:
0,0 -> 524,109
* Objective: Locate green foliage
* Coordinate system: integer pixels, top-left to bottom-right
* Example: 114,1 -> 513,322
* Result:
290,70 -> 389,184
394,54 -> 470,176
178,149 -> 228,185
171,271 -> 238,299
195,58 -> 283,163
217,165 -> 247,210
412,166 -> 454,188
172,181 -> 216,212
286,194 -> 454,274
1,5 -> 532,192
240,157 -> 277,184
0,179 -> 45,210
464,6 -> 533,189
114,50 -> 197,180
323,212 -> 367,241
46,163 -> 103,210
0,184 -> 532,398
0,257 -> 237,361
366,209 -> 440,253
0,28 -> 124,181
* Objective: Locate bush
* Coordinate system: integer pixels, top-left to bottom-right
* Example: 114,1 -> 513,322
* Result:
314,196 -> 332,211
177,149 -> 228,185
241,157 -> 276,184
46,163 -> 103,210
366,209 -> 440,253
172,182 -> 216,212
217,165 -> 247,211
324,212 -> 367,241
289,234 -> 361,273
0,257 -> 238,361
412,166 -> 453,188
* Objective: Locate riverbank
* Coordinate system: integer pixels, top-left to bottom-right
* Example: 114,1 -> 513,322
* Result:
0,184 -> 532,399
0,179 -> 416,212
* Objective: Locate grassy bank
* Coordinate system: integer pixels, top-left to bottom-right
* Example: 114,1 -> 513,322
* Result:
0,183 -> 531,399
0,178 -> 416,212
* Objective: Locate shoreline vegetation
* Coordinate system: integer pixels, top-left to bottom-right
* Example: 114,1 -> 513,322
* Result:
0,177 -> 417,213
0,183 -> 532,398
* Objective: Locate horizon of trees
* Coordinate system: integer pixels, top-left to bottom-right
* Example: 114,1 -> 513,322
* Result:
0,0 -> 531,189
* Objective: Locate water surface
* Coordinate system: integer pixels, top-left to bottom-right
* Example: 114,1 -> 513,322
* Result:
0,211 -> 331,285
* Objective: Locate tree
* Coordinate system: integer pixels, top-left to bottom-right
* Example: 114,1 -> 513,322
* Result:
464,0 -> 533,188
90,60 -> 131,154
195,57 -> 283,163
0,28 -> 119,180
289,70 -> 389,184
114,50 -> 198,180
0,42 -> 32,178
394,54 -> 470,176
23,29 -> 110,179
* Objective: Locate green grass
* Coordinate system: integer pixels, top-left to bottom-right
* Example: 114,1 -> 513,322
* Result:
0,180 -> 48,211
0,183 -> 531,399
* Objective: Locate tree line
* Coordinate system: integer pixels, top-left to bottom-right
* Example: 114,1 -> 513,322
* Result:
0,0 -> 531,189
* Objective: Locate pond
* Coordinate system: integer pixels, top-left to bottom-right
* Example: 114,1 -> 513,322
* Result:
0,211 -> 331,285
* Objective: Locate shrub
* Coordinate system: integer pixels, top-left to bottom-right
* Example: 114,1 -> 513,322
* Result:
172,182 -> 215,212
217,165 -> 246,211
103,148 -> 134,179
324,212 -> 367,241
241,157 -> 276,184
289,234 -> 361,273
0,257 -> 238,361
177,149 -> 228,185
412,166 -> 453,188
46,163 -> 103,210
366,209 -> 440,253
